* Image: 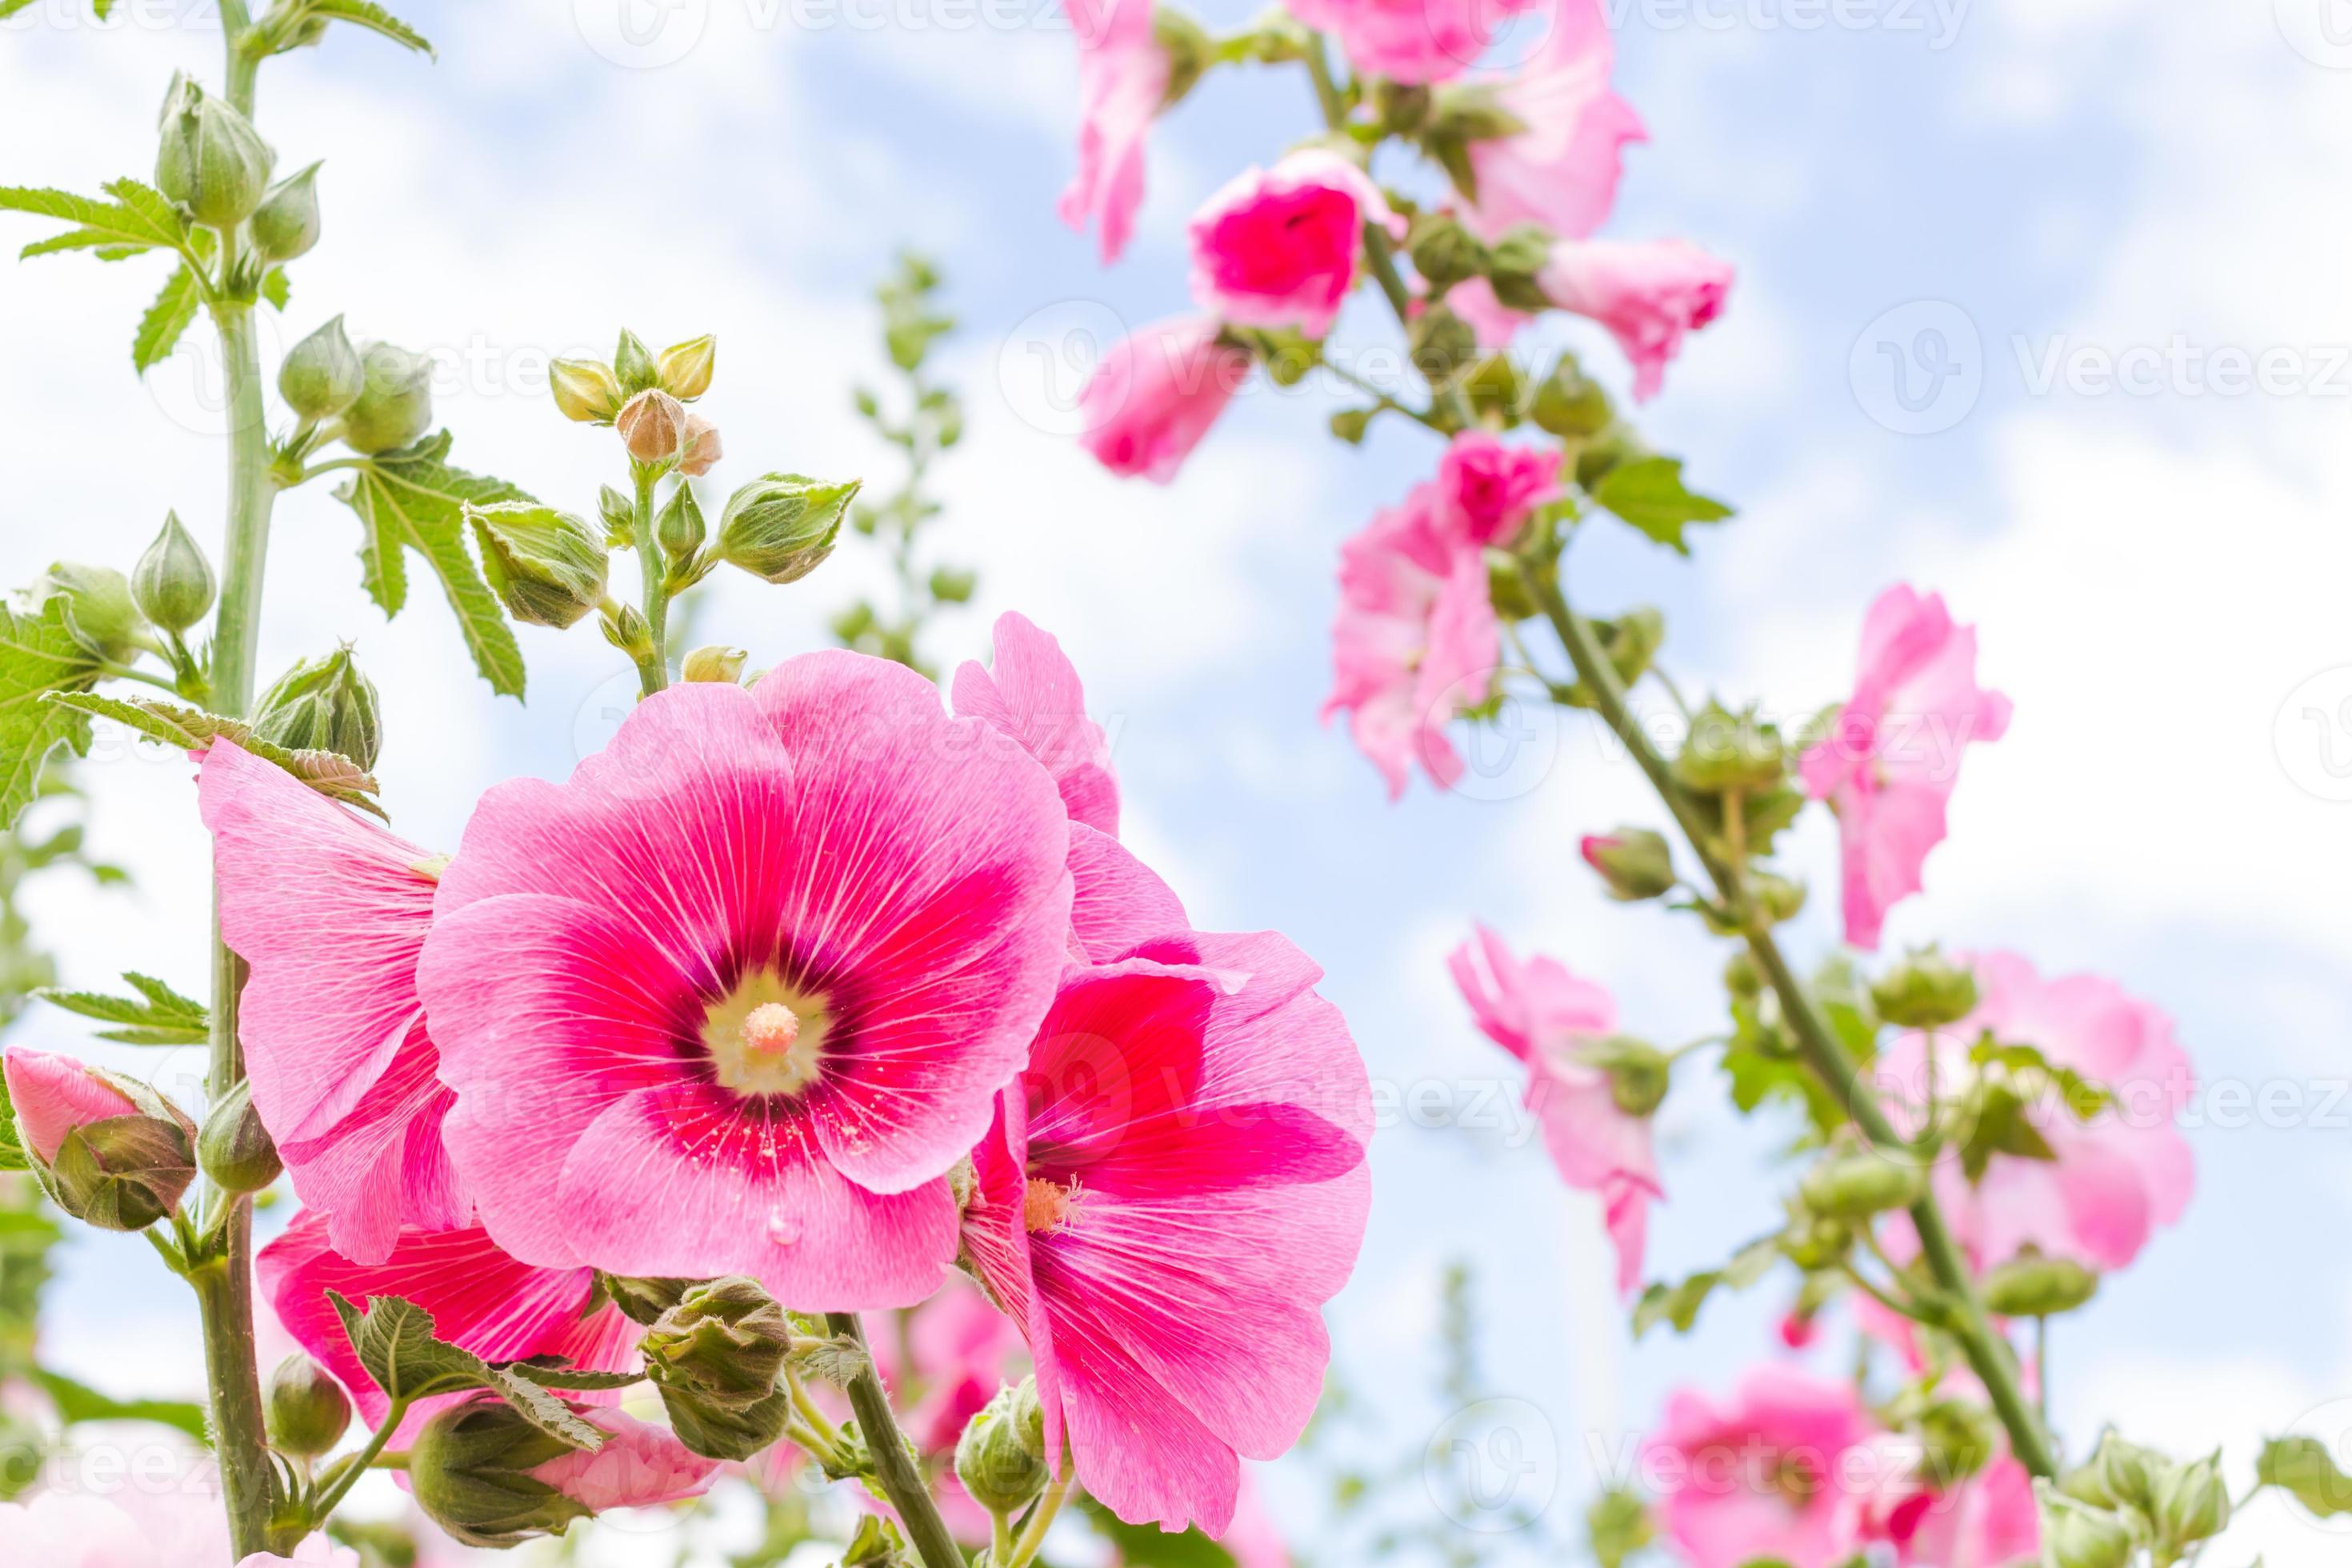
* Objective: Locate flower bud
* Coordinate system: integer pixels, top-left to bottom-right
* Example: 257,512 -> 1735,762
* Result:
1722,950 -> 1762,999
548,358 -> 622,425
249,160 -> 322,263
1750,870 -> 1806,926
154,72 -> 273,230
197,1077 -> 282,1196
29,563 -> 145,663
596,483 -> 635,547
655,483 -> 707,569
1010,1375 -> 1047,1461
1580,830 -> 1674,902
131,511 -> 217,636
1798,1150 -> 1926,1221
682,646 -> 746,685
643,1276 -> 792,1412
600,601 -> 654,662
930,566 -> 977,605
2153,1450 -> 2228,1548
467,503 -> 610,630
717,474 -> 860,585
656,334 -> 716,402
407,1395 -> 592,1547
1871,948 -> 1980,1031
1673,702 -> 1786,795
338,343 -> 434,455
1583,1037 -> 1670,1118
613,329 -> 659,396
1406,211 -> 1490,290
956,1384 -> 1049,1514
2086,1430 -> 2161,1514
1981,1251 -> 2098,1318
597,1274 -> 694,1327
1486,226 -> 1554,312
279,315 -> 365,422
1777,1211 -> 1850,1271
1915,1398 -> 1998,1486
2034,1482 -> 2134,1568
264,1352 -> 352,1459
616,390 -> 688,466
678,414 -> 722,478
5,1050 -> 195,1233
1530,357 -> 1614,438
252,645 -> 382,770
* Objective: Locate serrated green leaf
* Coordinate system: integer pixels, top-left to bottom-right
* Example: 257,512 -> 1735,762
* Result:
479,1364 -> 606,1448
33,1370 -> 208,1443
1592,455 -> 1734,554
334,433 -> 528,698
330,1292 -> 602,1450
36,971 -> 208,1046
0,597 -> 103,834
46,692 -> 386,819
0,182 -> 186,262
134,264 -> 204,374
304,0 -> 435,54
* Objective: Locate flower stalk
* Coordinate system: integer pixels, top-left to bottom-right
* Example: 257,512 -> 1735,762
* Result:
823,1312 -> 963,1568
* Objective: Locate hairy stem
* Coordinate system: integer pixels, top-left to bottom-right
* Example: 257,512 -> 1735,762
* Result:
824,1312 -> 962,1568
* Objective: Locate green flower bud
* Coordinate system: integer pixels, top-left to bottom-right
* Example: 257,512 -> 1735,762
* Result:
656,482 -> 707,567
197,1077 -> 282,1196
1580,829 -> 1675,902
665,1385 -> 797,1464
1915,1398 -> 1998,1486
2087,1430 -> 2162,1514
154,72 -> 273,230
957,1384 -> 1049,1514
1406,210 -> 1490,290
339,343 -> 435,455
1553,607 -> 1667,709
613,329 -> 659,396
2034,1482 -> 2134,1568
46,1102 -> 197,1234
717,474 -> 860,585
1981,1251 -> 2099,1318
131,512 -> 216,636
1010,1374 -> 1046,1461
1871,948 -> 1981,1030
601,601 -> 654,662
1673,702 -> 1787,795
467,503 -> 610,630
1777,1211 -> 1851,1271
643,1276 -> 792,1411
1798,1150 -> 1927,1221
1426,82 -> 1530,144
264,1352 -> 352,1459
597,1274 -> 695,1327
407,1394 -> 590,1549
1584,1036 -> 1670,1118
1153,6 -> 1212,106
549,358 -> 622,425
1406,304 -> 1477,387
279,315 -> 365,422
1750,870 -> 1807,926
682,646 -> 746,685
616,390 -> 689,466
249,160 -> 322,263
29,563 -> 145,663
2154,1450 -> 2228,1548
1530,356 -> 1614,439
596,483 -> 635,547
929,566 -> 977,605
252,645 -> 382,770
656,334 -> 716,402
1723,949 -> 1762,999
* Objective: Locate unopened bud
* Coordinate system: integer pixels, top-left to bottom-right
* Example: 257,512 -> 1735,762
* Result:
929,566 -> 977,605
249,160 -> 322,263
1723,949 -> 1762,999
1486,225 -> 1554,312
1426,82 -> 1530,144
717,473 -> 859,585
2034,1482 -> 2134,1568
616,390 -> 688,466
1010,1375 -> 1046,1460
596,483 -> 635,547
1981,1251 -> 2098,1318
612,329 -> 659,396
5,1050 -> 195,1233
1798,1150 -> 1927,1221
197,1078 -> 282,1195
131,512 -> 216,636
407,1395 -> 591,1548
154,72 -> 273,230
548,358 -> 622,425
2154,1450 -> 2228,1549
1530,356 -> 1614,438
597,1274 -> 694,1327
1750,870 -> 1806,926
279,315 -> 365,422
1777,1211 -> 1851,1271
600,601 -> 653,662
1915,1398 -> 1998,1486
1406,211 -> 1490,290
253,645 -> 382,770
338,343 -> 434,455
1583,1037 -> 1670,1118
1871,948 -> 1980,1030
656,334 -> 716,402
681,646 -> 746,685
1580,830 -> 1674,902
467,503 -> 610,630
956,1384 -> 1049,1514
643,1276 -> 792,1411
29,563 -> 144,663
264,1352 -> 352,1459
678,414 -> 722,478
2086,1430 -> 2161,1514
656,482 -> 708,566
1673,702 -> 1786,796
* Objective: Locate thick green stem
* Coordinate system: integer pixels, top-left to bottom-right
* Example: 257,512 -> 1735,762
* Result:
1526,566 -> 2061,1480
824,1313 -> 962,1568
634,466 -> 669,696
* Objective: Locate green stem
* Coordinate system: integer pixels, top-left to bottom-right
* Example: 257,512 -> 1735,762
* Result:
633,466 -> 669,696
824,1313 -> 962,1568
307,1397 -> 411,1524
1008,1472 -> 1072,1568
1525,564 -> 2060,1481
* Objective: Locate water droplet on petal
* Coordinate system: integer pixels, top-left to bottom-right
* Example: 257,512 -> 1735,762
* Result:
766,1209 -> 802,1246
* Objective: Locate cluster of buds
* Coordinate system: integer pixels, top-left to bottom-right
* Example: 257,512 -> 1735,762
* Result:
1797,1146 -> 1928,1222
2039,1433 -> 2229,1568
550,330 -> 720,470
3,1050 -> 194,1232
270,316 -> 439,470
251,644 -> 383,770
629,1275 -> 797,1462
153,71 -> 323,278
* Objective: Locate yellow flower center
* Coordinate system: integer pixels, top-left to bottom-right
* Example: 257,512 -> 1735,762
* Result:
702,971 -> 830,1098
1022,1176 -> 1082,1234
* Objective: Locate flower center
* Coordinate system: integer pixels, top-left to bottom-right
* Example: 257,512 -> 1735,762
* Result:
702,970 -> 830,1098
1022,1176 -> 1082,1234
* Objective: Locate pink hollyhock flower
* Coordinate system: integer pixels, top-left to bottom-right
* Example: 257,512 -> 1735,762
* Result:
1436,430 -> 1562,548
880,1279 -> 1029,1457
418,656 -> 1073,1310
954,611 -> 1121,837
1798,586 -> 2012,951
1187,149 -> 1402,338
1322,482 -> 1501,798
1646,1366 -> 1874,1568
1059,0 -> 1168,263
1538,238 -> 1734,402
1078,316 -> 1249,483
2,1049 -> 137,1163
1447,926 -> 1659,1294
241,1542 -> 363,1568
1880,952 -> 2194,1275
1290,0 -> 1542,85
1894,1454 -> 2038,1568
959,934 -> 1373,1534
530,1407 -> 719,1512
0,1439 -> 238,1567
202,737 -> 465,1264
1462,0 -> 1645,241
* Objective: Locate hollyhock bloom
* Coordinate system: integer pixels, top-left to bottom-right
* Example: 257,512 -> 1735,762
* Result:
1187,150 -> 1402,338
1462,0 -> 1645,241
954,611 -> 1120,837
1323,482 -> 1500,798
1893,1454 -> 2038,1568
1060,0 -> 1167,264
241,1543 -> 363,1568
1436,430 -> 1562,547
1646,1366 -> 1874,1568
960,934 -> 1373,1534
530,1407 -> 719,1512
0,1439 -> 241,1567
1799,586 -> 2012,950
202,738 -> 462,1264
881,1279 -> 1029,1456
418,656 -> 1072,1310
2,1049 -> 137,1163
1448,926 -> 1658,1294
1290,0 -> 1542,85
1078,316 -> 1249,483
1881,952 -> 2194,1275
1539,238 -> 1734,402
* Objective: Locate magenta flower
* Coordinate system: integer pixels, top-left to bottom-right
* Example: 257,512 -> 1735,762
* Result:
1289,0 -> 1542,85
1798,586 -> 2012,950
959,935 -> 1372,1534
530,1408 -> 719,1512
1323,482 -> 1501,798
1078,316 -> 1250,483
1059,0 -> 1168,263
1463,0 -> 1646,242
2,1048 -> 138,1163
1448,926 -> 1659,1293
1887,1453 -> 2038,1568
1646,1366 -> 1874,1568
1436,430 -> 1563,548
416,654 -> 1074,1310
201,738 -> 465,1264
1539,238 -> 1734,402
1187,149 -> 1401,338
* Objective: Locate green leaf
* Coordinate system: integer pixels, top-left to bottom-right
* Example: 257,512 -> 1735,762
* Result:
2258,1436 -> 2352,1519
46,692 -> 386,819
478,1363 -> 606,1448
303,0 -> 436,54
334,434 -> 529,698
33,1370 -> 209,1443
35,972 -> 208,1046
498,1357 -> 643,1392
133,264 -> 204,374
1632,1235 -> 1778,1338
1591,455 -> 1734,554
0,180 -> 187,262
0,597 -> 103,834
330,1292 -> 603,1450
1586,1487 -> 1655,1568
259,266 -> 290,311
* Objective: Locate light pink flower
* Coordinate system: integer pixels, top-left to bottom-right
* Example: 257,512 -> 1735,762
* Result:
1322,482 -> 1501,798
960,934 -> 1372,1534
1538,238 -> 1733,402
1798,586 -> 2012,951
0,1441 -> 234,1568
1881,952 -> 2194,1275
1078,316 -> 1249,483
2,1049 -> 137,1163
1187,150 -> 1401,338
1436,430 -> 1562,548
1059,0 -> 1167,262
530,1407 -> 718,1513
1646,1366 -> 1874,1568
1442,277 -> 1530,354
954,612 -> 1121,837
1892,1454 -> 2039,1568
202,737 -> 466,1263
1463,0 -> 1645,241
240,1541 -> 363,1568
418,656 -> 1074,1309
1290,0 -> 1542,85
1448,926 -> 1659,1294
